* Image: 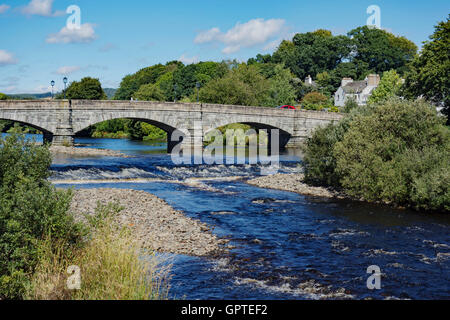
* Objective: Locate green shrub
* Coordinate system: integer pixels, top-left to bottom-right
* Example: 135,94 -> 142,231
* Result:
301,92 -> 329,110
342,97 -> 358,113
0,133 -> 84,299
0,93 -> 8,100
304,98 -> 449,212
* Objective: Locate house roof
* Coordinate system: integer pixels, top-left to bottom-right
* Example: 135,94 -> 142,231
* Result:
342,80 -> 368,94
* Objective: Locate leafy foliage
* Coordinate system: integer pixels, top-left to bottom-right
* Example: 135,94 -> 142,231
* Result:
58,77 -> 107,100
301,92 -> 330,110
133,83 -> 165,101
0,93 -> 8,100
199,64 -> 270,106
368,70 -> 403,104
303,99 -> 449,212
0,134 -> 84,299
402,15 -> 450,123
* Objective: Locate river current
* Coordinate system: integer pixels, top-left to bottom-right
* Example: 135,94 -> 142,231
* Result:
35,135 -> 450,300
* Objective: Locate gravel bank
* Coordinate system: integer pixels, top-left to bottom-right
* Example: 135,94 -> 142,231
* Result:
50,146 -> 129,158
70,188 -> 227,256
247,174 -> 344,199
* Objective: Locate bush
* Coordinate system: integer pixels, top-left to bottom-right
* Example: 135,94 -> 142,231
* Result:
342,97 -> 358,113
301,92 -> 329,110
0,93 -> 8,100
0,133 -> 84,299
26,202 -> 170,300
304,98 -> 449,212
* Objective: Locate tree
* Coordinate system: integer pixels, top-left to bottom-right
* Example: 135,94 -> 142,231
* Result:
334,98 -> 449,211
114,62 -> 181,100
301,92 -> 329,110
403,15 -> 450,123
0,134 -> 83,298
304,98 -> 449,211
265,64 -> 296,107
133,83 -> 165,101
60,77 -> 107,100
199,64 -> 269,106
348,26 -> 417,75
272,30 -> 353,79
0,93 -> 7,100
368,70 -> 403,104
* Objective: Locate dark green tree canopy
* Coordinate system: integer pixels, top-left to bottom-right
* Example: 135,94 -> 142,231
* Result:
403,15 -> 450,122
348,26 -> 417,75
272,30 -> 353,80
60,77 -> 107,100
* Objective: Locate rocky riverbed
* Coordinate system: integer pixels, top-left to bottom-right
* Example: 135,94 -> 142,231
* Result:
247,173 -> 344,199
50,146 -> 129,158
70,188 -> 228,256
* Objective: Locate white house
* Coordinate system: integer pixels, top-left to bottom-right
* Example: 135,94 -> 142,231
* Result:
334,74 -> 380,107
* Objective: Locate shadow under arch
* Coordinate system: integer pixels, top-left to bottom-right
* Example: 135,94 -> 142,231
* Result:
0,118 -> 54,144
204,122 -> 292,149
73,117 -> 186,153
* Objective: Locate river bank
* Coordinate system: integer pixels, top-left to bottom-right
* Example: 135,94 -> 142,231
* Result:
247,173 -> 345,199
69,188 -> 228,256
49,146 -> 129,158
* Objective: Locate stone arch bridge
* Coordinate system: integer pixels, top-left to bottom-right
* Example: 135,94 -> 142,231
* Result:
0,100 -> 343,151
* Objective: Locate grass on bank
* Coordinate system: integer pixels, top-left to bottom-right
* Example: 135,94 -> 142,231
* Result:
0,132 -> 170,300
26,202 -> 171,300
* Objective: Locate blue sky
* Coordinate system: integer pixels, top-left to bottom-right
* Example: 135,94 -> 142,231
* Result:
0,0 -> 449,94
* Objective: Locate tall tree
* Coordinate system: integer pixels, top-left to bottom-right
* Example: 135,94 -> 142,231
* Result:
60,77 -> 107,100
369,70 -> 403,104
403,15 -> 450,122
348,26 -> 417,75
272,30 -> 353,79
199,64 -> 269,106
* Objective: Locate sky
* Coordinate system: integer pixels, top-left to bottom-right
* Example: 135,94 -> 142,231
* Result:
0,0 -> 449,94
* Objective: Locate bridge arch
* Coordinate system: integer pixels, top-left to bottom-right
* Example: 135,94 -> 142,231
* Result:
203,121 -> 293,149
0,118 -> 55,143
73,116 -> 189,153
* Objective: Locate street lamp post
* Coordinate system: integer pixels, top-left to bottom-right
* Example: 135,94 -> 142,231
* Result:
196,82 -> 200,103
51,80 -> 55,99
63,77 -> 68,99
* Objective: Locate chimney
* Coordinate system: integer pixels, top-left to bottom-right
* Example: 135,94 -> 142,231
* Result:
368,74 -> 380,87
341,78 -> 353,87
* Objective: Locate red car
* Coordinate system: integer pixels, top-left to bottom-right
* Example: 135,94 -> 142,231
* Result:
277,105 -> 296,110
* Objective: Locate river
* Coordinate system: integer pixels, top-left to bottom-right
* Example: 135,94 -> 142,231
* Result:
24,134 -> 450,299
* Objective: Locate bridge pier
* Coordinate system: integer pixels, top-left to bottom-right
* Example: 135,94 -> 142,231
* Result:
51,125 -> 75,147
285,136 -> 307,148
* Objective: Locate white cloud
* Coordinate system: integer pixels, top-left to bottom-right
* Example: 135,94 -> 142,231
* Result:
195,18 -> 286,54
178,54 -> 199,65
0,50 -> 18,66
46,23 -> 97,44
0,4 -> 10,14
21,0 -> 62,17
55,66 -> 81,75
